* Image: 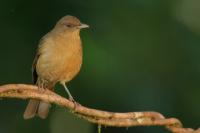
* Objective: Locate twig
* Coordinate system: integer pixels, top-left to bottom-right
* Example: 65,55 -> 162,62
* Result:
98,125 -> 101,133
0,84 -> 199,133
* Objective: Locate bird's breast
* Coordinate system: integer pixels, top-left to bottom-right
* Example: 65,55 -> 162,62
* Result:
36,34 -> 82,83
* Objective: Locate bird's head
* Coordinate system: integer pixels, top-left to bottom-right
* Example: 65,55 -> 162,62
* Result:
54,15 -> 89,32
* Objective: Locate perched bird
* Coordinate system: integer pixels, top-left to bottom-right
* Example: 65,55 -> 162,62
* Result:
23,15 -> 89,119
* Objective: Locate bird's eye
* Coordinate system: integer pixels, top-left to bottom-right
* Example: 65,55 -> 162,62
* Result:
65,24 -> 73,28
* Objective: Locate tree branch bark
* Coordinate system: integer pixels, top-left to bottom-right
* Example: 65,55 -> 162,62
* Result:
0,84 -> 199,133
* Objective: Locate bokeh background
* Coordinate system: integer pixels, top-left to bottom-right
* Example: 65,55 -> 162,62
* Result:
0,0 -> 200,133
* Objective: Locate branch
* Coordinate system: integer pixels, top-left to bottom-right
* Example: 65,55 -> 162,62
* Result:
0,84 -> 199,133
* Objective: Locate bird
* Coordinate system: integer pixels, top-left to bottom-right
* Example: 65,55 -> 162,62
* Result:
23,15 -> 89,119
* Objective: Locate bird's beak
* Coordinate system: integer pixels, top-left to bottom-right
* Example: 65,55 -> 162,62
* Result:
78,23 -> 89,29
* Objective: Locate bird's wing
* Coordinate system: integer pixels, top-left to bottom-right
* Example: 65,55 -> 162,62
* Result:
32,52 -> 40,84
32,36 -> 47,84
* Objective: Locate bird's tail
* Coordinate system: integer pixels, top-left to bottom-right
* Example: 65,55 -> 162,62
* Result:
23,77 -> 54,119
23,99 -> 51,119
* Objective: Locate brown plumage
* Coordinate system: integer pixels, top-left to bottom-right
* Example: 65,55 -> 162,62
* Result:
23,15 -> 89,119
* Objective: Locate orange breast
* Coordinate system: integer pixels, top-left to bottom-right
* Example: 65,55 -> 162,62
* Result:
36,31 -> 82,83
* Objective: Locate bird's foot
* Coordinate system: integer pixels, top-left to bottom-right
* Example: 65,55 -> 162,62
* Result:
69,96 -> 75,102
69,96 -> 80,111
38,85 -> 45,93
37,78 -> 48,93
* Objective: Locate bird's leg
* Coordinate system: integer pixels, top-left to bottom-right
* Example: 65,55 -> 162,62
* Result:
61,82 -> 80,112
62,83 -> 74,101
37,78 -> 44,90
37,78 -> 47,92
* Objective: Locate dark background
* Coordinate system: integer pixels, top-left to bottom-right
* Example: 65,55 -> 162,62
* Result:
0,0 -> 200,133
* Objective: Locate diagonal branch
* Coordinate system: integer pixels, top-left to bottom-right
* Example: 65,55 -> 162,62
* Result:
0,84 -> 199,133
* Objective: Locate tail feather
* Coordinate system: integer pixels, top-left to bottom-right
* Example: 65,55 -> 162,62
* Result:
37,102 -> 51,119
23,99 -> 40,119
23,79 -> 54,119
23,100 -> 51,119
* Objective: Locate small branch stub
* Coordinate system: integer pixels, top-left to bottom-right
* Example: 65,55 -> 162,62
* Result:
0,84 -> 199,133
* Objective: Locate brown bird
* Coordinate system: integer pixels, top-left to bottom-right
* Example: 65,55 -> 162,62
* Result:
23,15 -> 89,119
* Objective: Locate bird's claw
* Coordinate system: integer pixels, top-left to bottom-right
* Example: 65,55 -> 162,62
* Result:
69,97 -> 80,111
69,96 -> 76,102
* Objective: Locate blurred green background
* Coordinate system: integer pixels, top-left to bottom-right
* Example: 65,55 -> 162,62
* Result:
0,0 -> 200,133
